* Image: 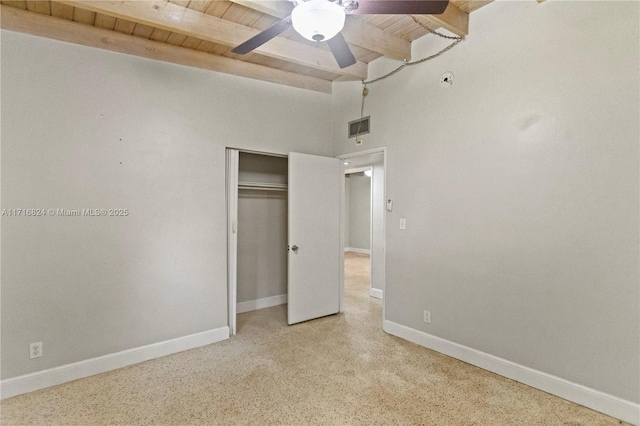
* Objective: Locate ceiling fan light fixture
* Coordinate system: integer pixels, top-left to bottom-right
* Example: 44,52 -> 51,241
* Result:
292,0 -> 346,42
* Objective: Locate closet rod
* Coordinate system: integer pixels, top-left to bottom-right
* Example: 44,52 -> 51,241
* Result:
238,186 -> 287,192
238,181 -> 288,191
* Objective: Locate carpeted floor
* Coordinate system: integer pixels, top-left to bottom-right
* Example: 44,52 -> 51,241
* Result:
1,252 -> 624,425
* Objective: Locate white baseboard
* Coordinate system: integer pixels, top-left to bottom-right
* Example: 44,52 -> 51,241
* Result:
1,326 -> 229,400
370,288 -> 383,299
345,247 -> 370,254
383,320 -> 639,425
237,294 -> 287,314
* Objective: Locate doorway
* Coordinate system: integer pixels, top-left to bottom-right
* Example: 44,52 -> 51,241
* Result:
339,148 -> 386,310
344,167 -> 372,300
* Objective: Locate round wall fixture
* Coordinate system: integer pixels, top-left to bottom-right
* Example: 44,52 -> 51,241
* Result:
440,71 -> 454,87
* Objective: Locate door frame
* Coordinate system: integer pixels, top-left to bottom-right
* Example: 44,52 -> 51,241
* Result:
226,149 -> 239,336
226,147 -> 288,336
227,147 -> 384,332
336,147 -> 387,317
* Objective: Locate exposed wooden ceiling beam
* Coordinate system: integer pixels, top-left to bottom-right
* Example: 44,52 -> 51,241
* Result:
230,0 -> 293,19
342,18 -> 409,60
0,5 -> 332,93
230,0 -> 412,61
58,0 -> 367,79
418,2 -> 468,37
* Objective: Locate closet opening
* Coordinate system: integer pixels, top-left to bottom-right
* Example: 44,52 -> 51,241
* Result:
227,150 -> 289,335
228,148 -> 343,334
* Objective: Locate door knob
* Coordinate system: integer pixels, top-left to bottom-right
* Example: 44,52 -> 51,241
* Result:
291,245 -> 299,252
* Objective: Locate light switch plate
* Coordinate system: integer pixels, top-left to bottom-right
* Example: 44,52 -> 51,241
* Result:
400,218 -> 406,230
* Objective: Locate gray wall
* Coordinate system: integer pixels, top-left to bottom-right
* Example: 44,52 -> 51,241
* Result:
1,30 -> 332,379
347,173 -> 370,250
332,1 -> 639,403
237,192 -> 288,303
238,152 -> 288,185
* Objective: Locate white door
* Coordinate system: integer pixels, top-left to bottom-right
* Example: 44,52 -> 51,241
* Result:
288,152 -> 341,325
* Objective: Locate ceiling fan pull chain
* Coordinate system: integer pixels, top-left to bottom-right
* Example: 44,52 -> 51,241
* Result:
355,83 -> 368,140
361,20 -> 464,86
361,62 -> 406,85
409,15 -> 464,41
407,38 -> 463,66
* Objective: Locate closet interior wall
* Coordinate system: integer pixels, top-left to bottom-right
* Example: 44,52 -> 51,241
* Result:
237,152 -> 289,312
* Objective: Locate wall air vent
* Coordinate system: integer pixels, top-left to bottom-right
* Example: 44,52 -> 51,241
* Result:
348,116 -> 370,138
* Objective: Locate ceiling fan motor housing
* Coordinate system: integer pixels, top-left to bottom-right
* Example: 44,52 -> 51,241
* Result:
233,0 -> 450,69
292,0 -> 346,42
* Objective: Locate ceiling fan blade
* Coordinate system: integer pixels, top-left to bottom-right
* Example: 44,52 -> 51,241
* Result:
231,18 -> 292,55
346,0 -> 449,15
327,33 -> 357,69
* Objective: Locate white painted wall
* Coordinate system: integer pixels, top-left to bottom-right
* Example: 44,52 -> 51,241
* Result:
332,1 -> 639,404
1,30 -> 332,380
347,173 -> 370,250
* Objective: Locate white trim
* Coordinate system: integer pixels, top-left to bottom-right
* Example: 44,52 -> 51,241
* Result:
345,166 -> 371,175
226,148 -> 239,336
337,147 -> 387,160
345,247 -> 370,254
229,147 -> 288,158
368,163 -> 375,301
339,169 -> 345,313
1,327 -> 230,400
380,148 -> 387,324
383,320 -> 640,425
369,288 -> 383,299
236,294 -> 287,314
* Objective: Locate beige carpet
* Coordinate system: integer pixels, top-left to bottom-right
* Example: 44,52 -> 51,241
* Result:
1,252 -> 624,425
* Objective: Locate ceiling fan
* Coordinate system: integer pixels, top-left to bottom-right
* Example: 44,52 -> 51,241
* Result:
231,0 -> 450,69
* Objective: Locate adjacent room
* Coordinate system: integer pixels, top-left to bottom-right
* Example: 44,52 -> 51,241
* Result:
1,0 -> 638,424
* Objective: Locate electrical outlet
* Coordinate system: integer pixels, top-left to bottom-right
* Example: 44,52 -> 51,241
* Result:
423,310 -> 431,324
30,342 -> 42,359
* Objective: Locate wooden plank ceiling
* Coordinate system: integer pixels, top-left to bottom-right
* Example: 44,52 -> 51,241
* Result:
1,0 -> 493,92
